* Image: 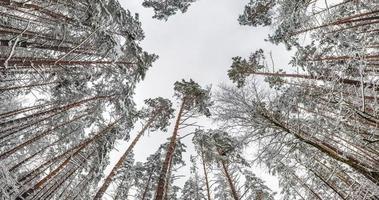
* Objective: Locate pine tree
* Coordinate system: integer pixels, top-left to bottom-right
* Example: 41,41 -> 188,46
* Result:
93,97 -> 174,199
154,79 -> 212,200
142,0 -> 197,20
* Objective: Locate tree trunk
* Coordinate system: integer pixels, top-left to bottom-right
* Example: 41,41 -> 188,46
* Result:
309,168 -> 347,200
141,171 -> 154,200
93,114 -> 157,199
1,59 -> 136,67
154,99 -> 186,200
0,102 -> 52,119
284,164 -> 322,200
164,156 -> 174,200
201,151 -> 212,200
220,160 -> 239,200
251,71 -> 377,89
0,95 -> 113,128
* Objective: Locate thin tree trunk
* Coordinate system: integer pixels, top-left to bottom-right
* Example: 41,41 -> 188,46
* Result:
250,71 -> 377,89
309,168 -> 347,200
0,102 -> 52,119
201,151 -> 212,200
1,59 -> 136,67
141,171 -> 154,200
285,165 -> 323,200
93,113 -> 157,199
219,160 -> 239,200
0,81 -> 60,92
164,155 -> 174,200
0,95 -> 113,129
154,99 -> 186,200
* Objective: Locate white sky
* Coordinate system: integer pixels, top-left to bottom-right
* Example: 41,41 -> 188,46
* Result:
104,0 -> 294,199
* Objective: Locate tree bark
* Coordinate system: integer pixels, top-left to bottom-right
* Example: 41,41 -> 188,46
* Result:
141,171 -> 154,200
201,151 -> 212,200
250,71 -> 377,89
154,99 -> 186,200
220,160 -> 239,200
93,114 -> 157,199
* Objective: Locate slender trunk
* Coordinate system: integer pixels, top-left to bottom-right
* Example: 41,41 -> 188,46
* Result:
35,167 -> 78,200
0,81 -> 60,92
0,95 -> 112,128
141,171 -> 154,200
39,150 -> 95,200
1,108 -> 82,144
93,114 -> 157,199
251,71 -> 377,89
219,160 -> 239,200
56,169 -> 78,199
164,156 -> 174,200
0,25 -> 80,46
201,151 -> 211,200
6,1 -> 73,22
0,102 -> 52,119
290,9 -> 379,36
1,59 -> 136,67
154,99 -> 186,200
309,168 -> 347,200
71,171 -> 96,200
0,40 -> 99,56
287,167 -> 323,200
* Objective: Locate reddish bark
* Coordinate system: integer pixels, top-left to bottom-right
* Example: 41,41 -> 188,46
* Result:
154,99 -> 186,200
201,151 -> 212,200
93,113 -> 157,199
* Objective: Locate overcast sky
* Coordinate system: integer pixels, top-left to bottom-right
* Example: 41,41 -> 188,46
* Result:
105,0 -> 294,199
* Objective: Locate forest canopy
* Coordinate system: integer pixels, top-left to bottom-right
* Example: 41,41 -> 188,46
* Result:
0,0 -> 378,199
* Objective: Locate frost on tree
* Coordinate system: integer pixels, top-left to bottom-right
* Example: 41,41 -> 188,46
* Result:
226,2 -> 379,198
193,129 -> 275,200
180,156 -> 206,200
142,0 -> 197,20
215,82 -> 379,199
0,0 -> 156,199
154,79 -> 212,200
93,97 -> 174,199
132,139 -> 186,200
